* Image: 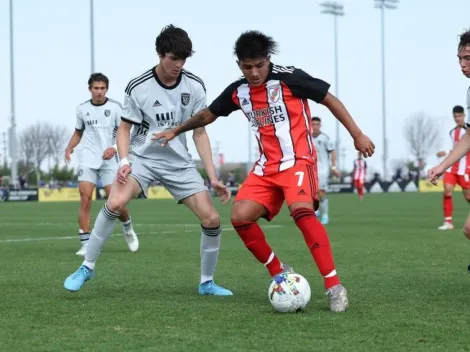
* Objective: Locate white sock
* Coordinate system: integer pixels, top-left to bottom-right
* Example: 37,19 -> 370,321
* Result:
121,216 -> 132,232
320,197 -> 329,217
200,224 -> 221,284
79,229 -> 90,244
83,203 -> 120,270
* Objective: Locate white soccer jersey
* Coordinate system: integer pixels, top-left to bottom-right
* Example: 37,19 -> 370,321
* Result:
75,98 -> 121,169
311,132 -> 334,174
121,67 -> 206,170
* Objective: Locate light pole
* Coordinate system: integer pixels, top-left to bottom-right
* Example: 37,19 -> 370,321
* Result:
9,0 -> 18,187
90,0 -> 95,73
320,1 -> 344,170
374,0 -> 398,180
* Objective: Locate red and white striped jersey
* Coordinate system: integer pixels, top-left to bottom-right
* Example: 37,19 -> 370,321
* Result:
445,126 -> 470,175
208,63 -> 330,176
353,159 -> 367,182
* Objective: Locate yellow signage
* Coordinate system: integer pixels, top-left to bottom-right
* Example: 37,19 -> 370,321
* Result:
38,187 -> 96,202
147,186 -> 173,199
418,180 -> 463,192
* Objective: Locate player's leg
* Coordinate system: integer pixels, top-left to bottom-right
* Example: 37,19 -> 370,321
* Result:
230,174 -> 289,277
458,175 -> 470,205
355,180 -> 365,200
284,163 -> 348,312
317,172 -> 329,224
76,166 -> 98,256
64,159 -> 152,292
101,168 -> 138,252
159,166 -> 231,295
439,173 -> 456,230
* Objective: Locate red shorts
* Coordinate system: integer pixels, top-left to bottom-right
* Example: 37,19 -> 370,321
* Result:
354,179 -> 364,188
235,162 -> 319,221
443,172 -> 470,189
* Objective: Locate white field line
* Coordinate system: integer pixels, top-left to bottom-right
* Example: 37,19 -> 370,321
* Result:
0,225 -> 283,244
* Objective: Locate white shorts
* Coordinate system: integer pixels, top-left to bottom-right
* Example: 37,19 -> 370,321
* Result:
78,166 -> 117,187
318,171 -> 330,191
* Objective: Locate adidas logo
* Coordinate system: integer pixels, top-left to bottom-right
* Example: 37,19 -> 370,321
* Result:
241,98 -> 249,106
297,189 -> 307,196
153,100 -> 162,107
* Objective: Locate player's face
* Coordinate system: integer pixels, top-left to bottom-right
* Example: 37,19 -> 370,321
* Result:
458,45 -> 470,78
237,57 -> 270,87
89,81 -> 107,101
454,112 -> 465,126
311,120 -> 321,135
160,53 -> 186,79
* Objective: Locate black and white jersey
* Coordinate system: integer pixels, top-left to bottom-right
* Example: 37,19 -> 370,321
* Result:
122,67 -> 206,170
75,98 -> 121,169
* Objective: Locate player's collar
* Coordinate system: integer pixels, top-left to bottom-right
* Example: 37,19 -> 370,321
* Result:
90,98 -> 108,106
153,66 -> 182,90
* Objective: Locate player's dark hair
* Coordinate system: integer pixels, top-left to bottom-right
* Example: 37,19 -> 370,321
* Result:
458,29 -> 470,51
155,24 -> 194,59
311,117 -> 321,122
88,73 -> 109,88
234,30 -> 278,61
453,105 -> 465,114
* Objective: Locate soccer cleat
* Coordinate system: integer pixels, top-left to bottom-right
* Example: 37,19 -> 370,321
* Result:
76,242 -> 88,256
467,264 -> 470,274
438,222 -> 454,230
198,281 -> 233,296
315,210 -> 321,218
326,284 -> 349,312
321,214 -> 329,225
122,225 -> 139,252
64,265 -> 94,292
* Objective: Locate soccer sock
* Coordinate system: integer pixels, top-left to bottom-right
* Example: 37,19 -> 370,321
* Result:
320,196 -> 329,217
200,224 -> 221,284
121,216 -> 133,232
232,221 -> 283,276
79,229 -> 90,244
83,203 -> 120,270
291,208 -> 340,289
443,195 -> 453,223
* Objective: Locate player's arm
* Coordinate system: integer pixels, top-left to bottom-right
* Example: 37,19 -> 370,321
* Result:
436,133 -> 470,171
65,108 -> 85,163
175,108 -> 217,136
321,93 -> 362,140
103,109 -> 121,160
116,121 -> 132,161
330,150 -> 337,169
193,127 -> 218,182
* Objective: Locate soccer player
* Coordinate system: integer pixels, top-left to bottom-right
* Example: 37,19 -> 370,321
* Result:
154,31 -> 375,312
64,25 -> 233,296
352,152 -> 367,200
429,29 -> 470,240
64,73 -> 138,255
310,117 -> 340,224
434,105 -> 470,230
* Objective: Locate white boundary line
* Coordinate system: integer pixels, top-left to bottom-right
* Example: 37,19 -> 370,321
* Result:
0,225 -> 283,244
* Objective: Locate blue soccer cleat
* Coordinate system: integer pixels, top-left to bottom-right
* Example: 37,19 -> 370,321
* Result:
198,280 -> 233,296
321,214 -> 329,225
64,265 -> 94,292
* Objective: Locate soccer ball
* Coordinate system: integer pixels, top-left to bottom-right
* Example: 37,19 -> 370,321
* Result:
268,273 -> 311,313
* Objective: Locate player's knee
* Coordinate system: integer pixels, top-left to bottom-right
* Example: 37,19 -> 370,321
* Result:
200,211 -> 220,228
80,194 -> 93,210
231,207 -> 253,224
106,196 -> 126,213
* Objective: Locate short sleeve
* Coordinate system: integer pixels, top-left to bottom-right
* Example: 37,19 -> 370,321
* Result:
115,104 -> 122,127
121,93 -> 143,125
75,107 -> 85,131
283,69 -> 330,103
192,86 -> 207,117
208,84 -> 240,117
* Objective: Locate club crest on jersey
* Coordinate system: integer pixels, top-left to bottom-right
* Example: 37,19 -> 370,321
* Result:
181,93 -> 190,106
268,85 -> 281,103
104,109 -> 111,117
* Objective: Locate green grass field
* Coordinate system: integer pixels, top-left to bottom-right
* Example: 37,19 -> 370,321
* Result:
1,192 -> 470,351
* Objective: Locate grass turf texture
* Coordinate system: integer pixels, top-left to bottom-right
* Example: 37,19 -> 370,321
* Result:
1,192 -> 470,351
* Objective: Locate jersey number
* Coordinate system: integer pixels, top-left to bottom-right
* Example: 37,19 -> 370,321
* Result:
295,171 -> 304,186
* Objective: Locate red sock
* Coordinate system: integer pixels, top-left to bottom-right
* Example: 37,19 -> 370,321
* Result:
232,221 -> 283,276
443,195 -> 453,223
358,186 -> 364,197
291,208 -> 340,289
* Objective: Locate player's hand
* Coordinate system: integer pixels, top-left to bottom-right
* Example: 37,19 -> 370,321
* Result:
428,165 -> 445,186
117,165 -> 132,184
331,168 -> 341,178
211,180 -> 231,204
102,147 -> 117,160
354,133 -> 375,158
64,148 -> 73,164
152,129 -> 177,147
436,151 -> 446,158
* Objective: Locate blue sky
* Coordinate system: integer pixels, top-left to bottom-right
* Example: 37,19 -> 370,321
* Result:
1,0 -> 469,177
